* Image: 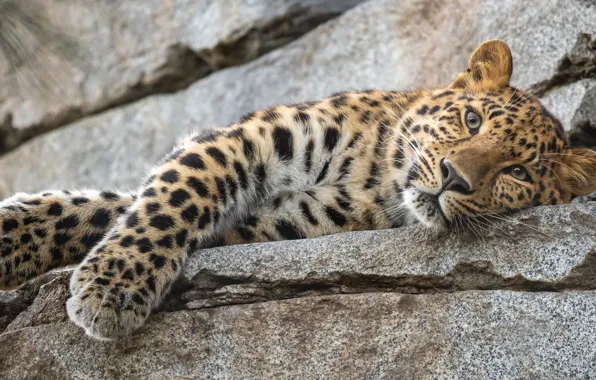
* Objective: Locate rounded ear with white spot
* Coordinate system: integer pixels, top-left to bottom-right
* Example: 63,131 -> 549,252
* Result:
557,148 -> 596,197
450,40 -> 513,91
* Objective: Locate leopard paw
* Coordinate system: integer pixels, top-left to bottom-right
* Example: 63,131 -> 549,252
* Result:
66,254 -> 157,340
67,287 -> 150,340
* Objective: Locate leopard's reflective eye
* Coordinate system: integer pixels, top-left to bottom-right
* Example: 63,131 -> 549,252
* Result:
508,165 -> 530,181
465,110 -> 482,132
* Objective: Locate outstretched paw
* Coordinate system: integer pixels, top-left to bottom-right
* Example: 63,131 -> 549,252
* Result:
67,276 -> 151,340
66,250 -> 165,340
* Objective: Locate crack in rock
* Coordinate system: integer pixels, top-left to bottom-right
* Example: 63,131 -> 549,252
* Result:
0,7 -> 347,155
158,249 -> 596,313
3,203 -> 596,333
528,33 -> 596,98
4,248 -> 596,334
0,271 -> 65,332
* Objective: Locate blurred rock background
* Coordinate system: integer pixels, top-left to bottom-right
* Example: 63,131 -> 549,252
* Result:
0,0 -> 594,196
0,1 -> 595,379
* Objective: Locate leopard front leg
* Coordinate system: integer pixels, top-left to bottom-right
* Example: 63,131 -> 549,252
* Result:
67,107 -> 354,340
0,190 -> 133,289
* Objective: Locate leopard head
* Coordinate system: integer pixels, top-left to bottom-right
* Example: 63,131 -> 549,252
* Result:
398,40 -> 596,229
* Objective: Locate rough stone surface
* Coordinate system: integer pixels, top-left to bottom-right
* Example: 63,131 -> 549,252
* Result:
569,84 -> 596,147
0,0 -> 594,197
2,292 -> 596,380
173,203 -> 596,311
3,274 -> 70,333
0,0 -> 364,153
540,79 -> 596,128
527,32 -> 596,98
537,32 -> 596,130
558,78 -> 596,202
0,271 -> 64,332
1,204 -> 596,379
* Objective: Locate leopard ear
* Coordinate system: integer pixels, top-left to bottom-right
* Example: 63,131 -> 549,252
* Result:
450,40 -> 513,90
557,148 -> 596,196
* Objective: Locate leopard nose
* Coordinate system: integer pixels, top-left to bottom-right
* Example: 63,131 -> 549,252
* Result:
440,158 -> 472,194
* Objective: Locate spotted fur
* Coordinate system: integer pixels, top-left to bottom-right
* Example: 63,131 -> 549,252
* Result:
1,40 -> 595,340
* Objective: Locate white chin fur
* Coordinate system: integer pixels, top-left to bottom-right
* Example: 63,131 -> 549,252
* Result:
402,187 -> 447,231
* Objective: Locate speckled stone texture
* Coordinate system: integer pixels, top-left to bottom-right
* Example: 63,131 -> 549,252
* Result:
2,292 -> 596,379
183,203 -> 596,287
1,203 -> 596,379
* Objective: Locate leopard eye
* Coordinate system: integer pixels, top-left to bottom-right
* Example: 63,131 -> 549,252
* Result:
508,165 -> 530,181
465,110 -> 482,131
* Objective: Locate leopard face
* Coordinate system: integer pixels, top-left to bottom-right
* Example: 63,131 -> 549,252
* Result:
394,40 -> 596,230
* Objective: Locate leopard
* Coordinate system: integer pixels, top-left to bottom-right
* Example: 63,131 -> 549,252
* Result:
1,40 -> 595,340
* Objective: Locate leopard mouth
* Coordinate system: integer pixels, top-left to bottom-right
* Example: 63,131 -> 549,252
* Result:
402,187 -> 449,229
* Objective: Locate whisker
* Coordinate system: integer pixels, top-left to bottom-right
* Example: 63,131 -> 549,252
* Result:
543,152 -> 596,164
541,158 -> 583,181
474,213 -> 515,239
478,207 -> 553,239
539,162 -> 565,188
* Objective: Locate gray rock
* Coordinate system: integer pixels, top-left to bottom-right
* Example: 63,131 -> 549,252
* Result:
0,0 -> 364,153
569,83 -> 596,147
1,203 -> 596,379
2,291 -> 596,379
4,274 -> 70,333
182,203 -> 596,290
0,0 -> 594,197
540,79 -> 596,129
559,79 -> 596,202
0,271 -> 65,332
526,31 -> 596,99
174,203 -> 596,311
533,32 -> 596,135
